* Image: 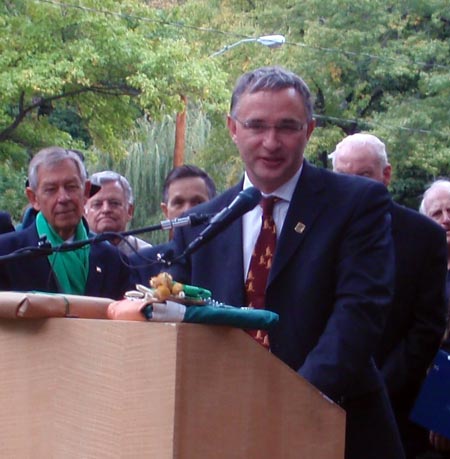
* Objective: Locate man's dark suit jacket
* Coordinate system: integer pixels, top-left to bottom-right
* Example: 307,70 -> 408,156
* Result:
375,203 -> 447,457
0,211 -> 14,234
170,161 -> 404,459
0,221 -> 131,300
129,243 -> 173,287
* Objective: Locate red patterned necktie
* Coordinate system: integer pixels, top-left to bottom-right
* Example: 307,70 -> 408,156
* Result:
245,196 -> 278,349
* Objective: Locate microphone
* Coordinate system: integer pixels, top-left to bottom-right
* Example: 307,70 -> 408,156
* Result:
112,213 -> 213,238
158,214 -> 212,231
180,187 -> 262,258
0,214 -> 214,264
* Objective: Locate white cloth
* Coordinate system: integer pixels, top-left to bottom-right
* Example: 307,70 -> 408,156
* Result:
148,301 -> 186,322
117,235 -> 152,256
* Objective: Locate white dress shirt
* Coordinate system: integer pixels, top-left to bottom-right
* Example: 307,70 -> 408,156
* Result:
242,165 -> 303,279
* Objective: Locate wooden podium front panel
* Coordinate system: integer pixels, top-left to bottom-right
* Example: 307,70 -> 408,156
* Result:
174,324 -> 345,459
0,319 -> 179,459
0,319 -> 345,458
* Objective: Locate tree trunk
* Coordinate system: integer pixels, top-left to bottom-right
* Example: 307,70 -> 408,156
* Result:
173,95 -> 187,167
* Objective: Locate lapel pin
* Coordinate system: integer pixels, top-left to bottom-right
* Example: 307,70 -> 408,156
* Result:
294,222 -> 306,234
96,266 -> 102,273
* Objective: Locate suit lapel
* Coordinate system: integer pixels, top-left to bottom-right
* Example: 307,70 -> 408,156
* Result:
209,184 -> 246,306
25,225 -> 60,291
269,162 -> 328,283
85,247 -> 104,296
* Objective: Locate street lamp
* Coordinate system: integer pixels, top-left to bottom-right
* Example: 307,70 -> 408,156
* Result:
210,34 -> 286,57
174,34 -> 285,167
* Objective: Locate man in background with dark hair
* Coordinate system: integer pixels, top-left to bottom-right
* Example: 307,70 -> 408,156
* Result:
161,164 -> 216,237
130,164 -> 216,286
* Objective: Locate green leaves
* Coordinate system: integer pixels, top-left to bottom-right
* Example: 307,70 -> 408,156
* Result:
0,0 -> 228,157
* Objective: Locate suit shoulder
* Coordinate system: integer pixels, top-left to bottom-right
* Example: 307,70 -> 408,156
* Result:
129,242 -> 173,264
311,166 -> 390,203
0,224 -> 36,254
315,164 -> 385,188
391,202 -> 446,237
90,240 -> 125,261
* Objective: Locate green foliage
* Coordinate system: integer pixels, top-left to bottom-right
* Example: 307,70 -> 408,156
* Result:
0,0 -> 228,162
177,0 -> 450,205
0,160 -> 28,223
1,0 -> 449,216
194,113 -> 243,190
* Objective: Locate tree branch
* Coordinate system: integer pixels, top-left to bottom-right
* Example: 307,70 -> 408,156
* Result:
0,83 -> 141,142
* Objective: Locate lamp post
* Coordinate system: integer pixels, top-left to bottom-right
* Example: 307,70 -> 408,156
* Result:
173,34 -> 285,167
210,34 -> 285,57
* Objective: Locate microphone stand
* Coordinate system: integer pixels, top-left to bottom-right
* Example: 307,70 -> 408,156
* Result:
0,214 -> 212,264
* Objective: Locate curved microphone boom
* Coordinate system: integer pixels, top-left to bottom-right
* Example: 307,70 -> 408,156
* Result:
180,187 -> 262,258
0,213 -> 213,264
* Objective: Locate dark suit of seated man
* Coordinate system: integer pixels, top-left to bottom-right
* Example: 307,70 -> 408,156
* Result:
0,211 -> 14,234
330,133 -> 448,459
168,66 -> 405,459
0,147 -> 131,300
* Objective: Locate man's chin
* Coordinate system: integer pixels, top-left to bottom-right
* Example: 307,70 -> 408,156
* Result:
95,224 -> 121,234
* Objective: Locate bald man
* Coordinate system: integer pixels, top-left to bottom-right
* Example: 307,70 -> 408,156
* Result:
331,133 -> 448,459
419,180 -> 450,459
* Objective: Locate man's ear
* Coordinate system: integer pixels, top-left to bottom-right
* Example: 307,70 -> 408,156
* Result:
227,115 -> 238,144
383,164 -> 392,187
25,187 -> 40,211
160,202 -> 169,218
305,119 -> 316,141
83,180 -> 92,204
127,203 -> 135,221
84,180 -> 92,198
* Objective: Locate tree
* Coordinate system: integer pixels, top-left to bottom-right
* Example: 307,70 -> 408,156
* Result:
88,107 -> 213,244
173,0 -> 450,206
0,0 -> 229,160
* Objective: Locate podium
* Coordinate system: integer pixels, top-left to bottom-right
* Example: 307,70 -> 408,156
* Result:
0,319 -> 345,458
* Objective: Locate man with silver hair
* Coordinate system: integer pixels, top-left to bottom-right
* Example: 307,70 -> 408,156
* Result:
0,146 -> 131,299
85,170 -> 151,256
331,133 -> 448,459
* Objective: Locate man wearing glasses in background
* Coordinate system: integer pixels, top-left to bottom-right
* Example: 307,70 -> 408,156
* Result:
85,170 -> 151,256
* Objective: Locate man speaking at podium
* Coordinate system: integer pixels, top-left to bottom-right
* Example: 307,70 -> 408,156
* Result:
0,146 -> 130,300
169,67 -> 404,459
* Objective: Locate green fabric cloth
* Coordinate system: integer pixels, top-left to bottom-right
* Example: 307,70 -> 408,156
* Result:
183,304 -> 279,330
36,212 -> 90,294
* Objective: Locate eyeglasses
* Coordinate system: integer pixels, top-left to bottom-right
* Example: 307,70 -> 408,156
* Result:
88,198 -> 125,211
233,117 -> 306,135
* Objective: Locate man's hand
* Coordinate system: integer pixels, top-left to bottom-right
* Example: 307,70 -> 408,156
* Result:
107,299 -> 147,321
